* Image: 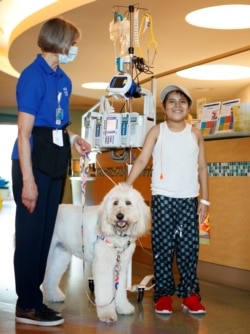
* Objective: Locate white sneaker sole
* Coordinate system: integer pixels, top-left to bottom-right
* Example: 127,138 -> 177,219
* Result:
182,305 -> 206,314
16,316 -> 64,326
155,309 -> 173,314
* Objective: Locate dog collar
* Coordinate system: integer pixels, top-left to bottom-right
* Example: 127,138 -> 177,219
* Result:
113,228 -> 131,238
97,235 -> 131,253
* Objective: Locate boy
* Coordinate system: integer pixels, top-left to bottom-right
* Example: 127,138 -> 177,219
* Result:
126,85 -> 209,314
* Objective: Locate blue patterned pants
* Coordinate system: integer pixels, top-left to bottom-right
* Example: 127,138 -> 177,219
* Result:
151,195 -> 200,301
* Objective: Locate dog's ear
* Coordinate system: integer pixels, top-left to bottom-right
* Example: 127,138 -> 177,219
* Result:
96,189 -> 113,235
96,199 -> 106,235
119,184 -> 151,237
136,198 -> 151,237
142,202 -> 151,231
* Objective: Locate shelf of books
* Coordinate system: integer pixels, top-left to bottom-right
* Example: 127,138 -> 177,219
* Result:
197,99 -> 250,140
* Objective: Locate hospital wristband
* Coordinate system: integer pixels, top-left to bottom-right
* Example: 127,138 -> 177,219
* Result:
200,199 -> 211,206
70,134 -> 78,146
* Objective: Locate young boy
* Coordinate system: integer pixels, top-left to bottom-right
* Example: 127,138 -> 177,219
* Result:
126,84 -> 209,314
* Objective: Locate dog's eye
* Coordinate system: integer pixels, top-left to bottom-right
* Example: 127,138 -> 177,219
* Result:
113,200 -> 118,205
125,200 -> 131,205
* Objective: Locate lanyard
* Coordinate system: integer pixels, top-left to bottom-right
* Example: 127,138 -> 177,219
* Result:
56,92 -> 63,125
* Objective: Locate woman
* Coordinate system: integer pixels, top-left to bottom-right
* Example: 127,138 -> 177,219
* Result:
11,17 -> 91,327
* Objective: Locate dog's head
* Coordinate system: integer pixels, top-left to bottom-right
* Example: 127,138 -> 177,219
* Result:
97,183 -> 150,239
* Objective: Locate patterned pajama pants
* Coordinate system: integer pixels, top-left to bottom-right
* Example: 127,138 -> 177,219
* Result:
151,195 -> 200,301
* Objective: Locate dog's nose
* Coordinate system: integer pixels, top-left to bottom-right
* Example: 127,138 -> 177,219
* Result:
116,213 -> 124,220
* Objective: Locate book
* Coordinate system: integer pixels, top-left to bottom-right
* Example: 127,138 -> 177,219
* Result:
200,102 -> 221,135
217,99 -> 240,133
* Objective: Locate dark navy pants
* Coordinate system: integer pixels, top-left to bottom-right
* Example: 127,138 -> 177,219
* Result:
12,160 -> 63,309
151,195 -> 200,301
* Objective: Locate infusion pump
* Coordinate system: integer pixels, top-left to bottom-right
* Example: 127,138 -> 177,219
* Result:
81,89 -> 156,149
82,111 -> 153,148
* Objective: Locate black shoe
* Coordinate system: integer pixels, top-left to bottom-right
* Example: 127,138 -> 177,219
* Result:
41,304 -> 61,317
16,305 -> 64,327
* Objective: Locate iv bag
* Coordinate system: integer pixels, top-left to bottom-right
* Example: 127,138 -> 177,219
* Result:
109,17 -> 130,57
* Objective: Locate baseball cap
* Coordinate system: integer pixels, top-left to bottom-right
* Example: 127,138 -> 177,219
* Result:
160,84 -> 193,107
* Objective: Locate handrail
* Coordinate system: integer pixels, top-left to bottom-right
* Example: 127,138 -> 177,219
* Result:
140,45 -> 250,85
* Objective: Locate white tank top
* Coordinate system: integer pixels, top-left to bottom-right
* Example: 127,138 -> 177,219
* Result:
151,122 -> 199,198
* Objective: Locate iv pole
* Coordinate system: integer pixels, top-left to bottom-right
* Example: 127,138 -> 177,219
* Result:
112,4 -> 155,301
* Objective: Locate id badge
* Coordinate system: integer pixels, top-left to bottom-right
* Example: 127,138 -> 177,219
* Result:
56,107 -> 64,125
52,129 -> 64,147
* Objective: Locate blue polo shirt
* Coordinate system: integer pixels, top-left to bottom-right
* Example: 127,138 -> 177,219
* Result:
12,54 -> 72,159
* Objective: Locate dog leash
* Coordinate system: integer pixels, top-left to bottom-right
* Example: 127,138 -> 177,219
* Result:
80,153 -> 107,307
80,153 -> 89,208
80,153 -> 89,252
80,153 -> 94,301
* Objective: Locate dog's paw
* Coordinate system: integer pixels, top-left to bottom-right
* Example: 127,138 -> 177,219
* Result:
116,301 -> 135,315
97,309 -> 117,323
45,288 -> 66,303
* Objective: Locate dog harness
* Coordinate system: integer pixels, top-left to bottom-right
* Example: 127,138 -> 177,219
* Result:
97,235 -> 131,290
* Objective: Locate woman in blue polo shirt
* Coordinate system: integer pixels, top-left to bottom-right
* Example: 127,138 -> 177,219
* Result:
11,17 -> 91,327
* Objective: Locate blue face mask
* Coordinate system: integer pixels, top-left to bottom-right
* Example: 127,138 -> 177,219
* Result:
59,45 -> 78,64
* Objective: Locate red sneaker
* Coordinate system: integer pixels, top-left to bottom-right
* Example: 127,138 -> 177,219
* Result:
155,296 -> 173,314
182,293 -> 206,314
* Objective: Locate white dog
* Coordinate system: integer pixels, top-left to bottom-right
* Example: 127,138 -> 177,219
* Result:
43,183 -> 150,322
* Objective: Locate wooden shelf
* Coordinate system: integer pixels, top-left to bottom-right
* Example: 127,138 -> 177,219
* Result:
204,132 -> 250,140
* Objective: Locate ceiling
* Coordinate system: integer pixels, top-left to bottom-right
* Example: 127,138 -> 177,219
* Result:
0,0 -> 250,121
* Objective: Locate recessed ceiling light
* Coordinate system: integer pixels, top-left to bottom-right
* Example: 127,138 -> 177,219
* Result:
81,82 -> 109,90
177,65 -> 250,80
185,5 -> 250,29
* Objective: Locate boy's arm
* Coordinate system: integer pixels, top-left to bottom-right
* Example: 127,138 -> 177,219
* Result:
194,127 -> 210,219
126,124 -> 159,185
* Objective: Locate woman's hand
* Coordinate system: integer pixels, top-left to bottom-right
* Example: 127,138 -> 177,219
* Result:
72,135 -> 92,155
22,178 -> 38,213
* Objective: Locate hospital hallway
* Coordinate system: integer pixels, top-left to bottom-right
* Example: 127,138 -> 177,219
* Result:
0,200 -> 249,334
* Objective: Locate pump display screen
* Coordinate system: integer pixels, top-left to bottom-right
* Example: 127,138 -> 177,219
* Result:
105,117 -> 117,133
110,76 -> 127,88
107,73 -> 132,95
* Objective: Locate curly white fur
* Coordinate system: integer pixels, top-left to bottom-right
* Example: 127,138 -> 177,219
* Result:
43,183 -> 150,322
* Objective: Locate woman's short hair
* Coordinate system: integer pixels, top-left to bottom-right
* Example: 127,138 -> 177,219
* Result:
37,17 -> 81,54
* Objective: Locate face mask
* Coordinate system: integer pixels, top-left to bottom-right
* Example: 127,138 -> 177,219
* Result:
59,45 -> 78,64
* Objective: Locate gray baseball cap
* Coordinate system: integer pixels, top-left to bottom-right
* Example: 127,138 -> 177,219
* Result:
160,84 -> 193,107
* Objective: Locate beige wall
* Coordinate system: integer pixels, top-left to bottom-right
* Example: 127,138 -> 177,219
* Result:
237,84 -> 250,102
200,137 -> 250,271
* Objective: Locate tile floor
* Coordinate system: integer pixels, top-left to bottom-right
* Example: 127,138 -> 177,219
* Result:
0,200 -> 249,334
